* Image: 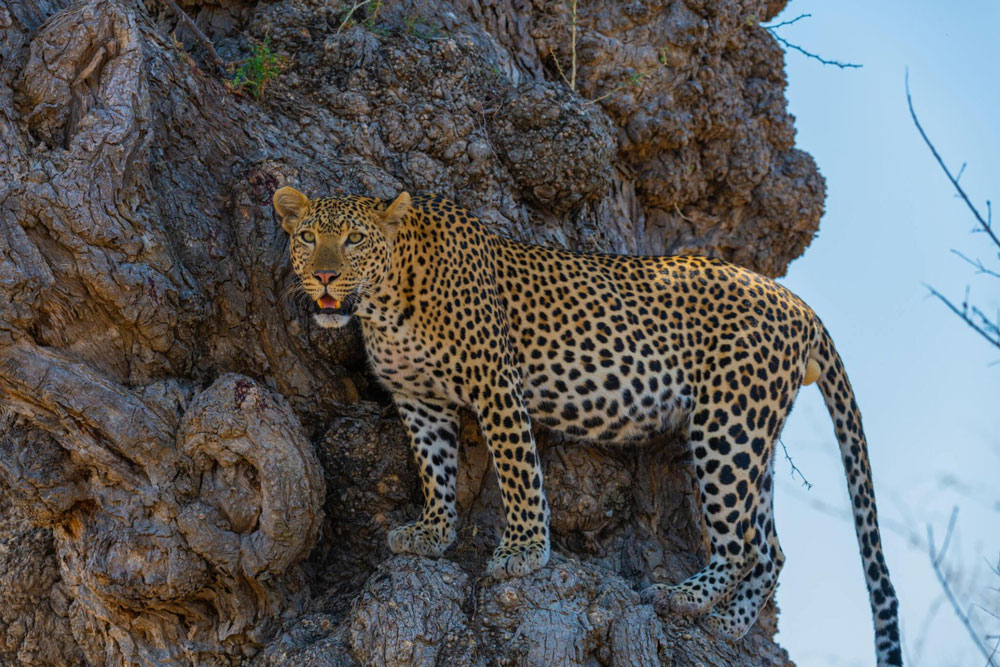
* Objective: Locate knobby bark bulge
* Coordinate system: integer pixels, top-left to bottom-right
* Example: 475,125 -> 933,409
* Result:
0,0 -> 821,664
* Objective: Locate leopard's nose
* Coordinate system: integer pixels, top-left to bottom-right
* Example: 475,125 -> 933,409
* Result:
314,270 -> 340,284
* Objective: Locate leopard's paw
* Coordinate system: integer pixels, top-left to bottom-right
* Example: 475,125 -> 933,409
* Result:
700,611 -> 749,642
665,586 -> 713,615
387,520 -> 454,558
639,583 -> 670,608
485,539 -> 550,578
641,583 -> 712,616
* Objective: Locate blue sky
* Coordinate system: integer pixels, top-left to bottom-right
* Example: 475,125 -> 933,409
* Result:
767,1 -> 1000,665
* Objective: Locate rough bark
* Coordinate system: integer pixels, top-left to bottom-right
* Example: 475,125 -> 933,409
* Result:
0,0 -> 821,664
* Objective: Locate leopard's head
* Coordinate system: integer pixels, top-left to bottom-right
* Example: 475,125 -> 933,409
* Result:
273,187 -> 411,328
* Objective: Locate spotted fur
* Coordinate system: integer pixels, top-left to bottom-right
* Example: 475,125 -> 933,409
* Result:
274,188 -> 902,665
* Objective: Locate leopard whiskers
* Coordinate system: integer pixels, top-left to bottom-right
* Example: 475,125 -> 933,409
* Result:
279,280 -> 310,307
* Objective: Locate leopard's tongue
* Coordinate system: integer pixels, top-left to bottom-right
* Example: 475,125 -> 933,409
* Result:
317,295 -> 340,310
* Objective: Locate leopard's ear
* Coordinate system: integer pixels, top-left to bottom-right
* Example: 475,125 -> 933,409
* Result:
380,192 -> 411,243
273,186 -> 310,234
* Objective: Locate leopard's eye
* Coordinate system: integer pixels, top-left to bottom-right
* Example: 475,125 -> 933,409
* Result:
346,231 -> 365,244
299,231 -> 316,243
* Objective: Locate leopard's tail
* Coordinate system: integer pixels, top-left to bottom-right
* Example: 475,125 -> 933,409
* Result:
810,321 -> 902,667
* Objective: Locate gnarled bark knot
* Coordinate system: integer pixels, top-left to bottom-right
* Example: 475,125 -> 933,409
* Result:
0,343 -> 324,664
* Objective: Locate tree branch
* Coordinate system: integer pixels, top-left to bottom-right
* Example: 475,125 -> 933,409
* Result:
761,13 -> 812,30
906,71 -> 1000,250
950,250 -> 1000,280
336,0 -> 372,36
160,0 -> 225,75
778,437 -> 812,489
927,508 -> 999,666
924,285 -> 1000,351
769,34 -> 862,69
909,72 -> 1000,353
761,15 -> 861,69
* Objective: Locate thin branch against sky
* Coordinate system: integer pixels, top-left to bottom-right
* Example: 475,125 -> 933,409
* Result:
762,13 -> 863,69
907,71 -> 1000,352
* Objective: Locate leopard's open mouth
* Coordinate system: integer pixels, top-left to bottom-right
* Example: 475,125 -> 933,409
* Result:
316,292 -> 358,316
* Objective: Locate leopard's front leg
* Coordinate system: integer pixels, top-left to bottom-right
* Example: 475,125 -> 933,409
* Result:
388,397 -> 460,558
476,368 -> 550,578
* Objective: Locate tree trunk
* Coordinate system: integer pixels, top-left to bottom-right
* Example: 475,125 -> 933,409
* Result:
0,0 -> 823,664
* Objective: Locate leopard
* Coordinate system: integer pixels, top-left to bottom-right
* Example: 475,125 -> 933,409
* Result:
273,186 -> 902,666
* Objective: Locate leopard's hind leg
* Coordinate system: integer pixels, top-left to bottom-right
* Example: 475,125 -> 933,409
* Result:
642,427 -> 758,613
701,461 -> 786,640
644,391 -> 792,619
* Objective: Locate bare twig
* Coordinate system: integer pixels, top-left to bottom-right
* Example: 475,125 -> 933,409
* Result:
587,83 -> 624,105
761,13 -> 812,30
336,0 -> 372,36
929,508 -> 958,569
778,438 -> 812,489
569,0 -> 578,91
951,250 -> 1000,280
551,2 -> 652,104
550,0 -> 579,92
925,284 -> 1000,351
989,637 -> 1000,667
768,34 -> 862,69
160,0 -> 225,75
927,508 -> 998,666
977,603 -> 1000,622
907,71 -> 1000,250
761,14 -> 861,69
471,101 -> 500,161
673,202 -> 696,223
910,71 -> 1000,352
587,72 -> 649,105
551,47 -> 573,90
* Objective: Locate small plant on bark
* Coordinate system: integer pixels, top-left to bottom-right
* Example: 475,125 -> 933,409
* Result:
403,15 -> 444,41
231,40 -> 282,99
549,1 -> 652,104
